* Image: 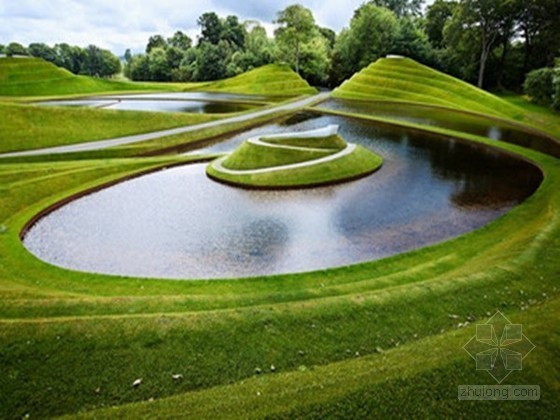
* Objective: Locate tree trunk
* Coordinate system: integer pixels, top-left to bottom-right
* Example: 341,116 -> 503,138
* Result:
478,46 -> 489,88
295,42 -> 300,74
496,39 -> 509,89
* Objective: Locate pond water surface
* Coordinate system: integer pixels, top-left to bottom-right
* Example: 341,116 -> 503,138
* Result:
317,99 -> 559,157
23,113 -> 542,279
39,92 -> 264,114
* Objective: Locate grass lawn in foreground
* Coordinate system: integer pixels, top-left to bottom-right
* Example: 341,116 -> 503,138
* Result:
0,125 -> 558,417
0,60 -> 558,418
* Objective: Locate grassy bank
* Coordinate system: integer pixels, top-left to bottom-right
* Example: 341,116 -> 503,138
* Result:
0,57 -> 162,97
0,102 -> 224,153
0,107 -> 558,417
0,58 -> 559,418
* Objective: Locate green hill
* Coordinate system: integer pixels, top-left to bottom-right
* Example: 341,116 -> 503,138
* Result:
0,57 -> 156,97
206,125 -> 382,188
196,64 -> 318,96
333,57 -> 525,120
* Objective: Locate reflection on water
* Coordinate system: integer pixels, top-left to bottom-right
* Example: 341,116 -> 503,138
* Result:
38,92 -> 262,114
106,100 -> 256,114
24,114 -> 542,279
318,99 -> 559,157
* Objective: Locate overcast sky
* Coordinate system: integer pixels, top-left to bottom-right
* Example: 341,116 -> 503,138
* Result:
0,1 -> 433,56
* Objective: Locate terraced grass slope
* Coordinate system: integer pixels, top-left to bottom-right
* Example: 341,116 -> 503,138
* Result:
206,125 -> 382,187
0,57 -> 157,97
196,64 -> 318,96
0,102 -> 220,154
333,57 -> 525,120
0,129 -> 558,418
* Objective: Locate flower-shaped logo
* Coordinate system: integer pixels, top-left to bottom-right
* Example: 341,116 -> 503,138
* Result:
463,311 -> 535,384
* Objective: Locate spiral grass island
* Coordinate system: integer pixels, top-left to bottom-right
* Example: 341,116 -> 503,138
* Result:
206,125 -> 383,188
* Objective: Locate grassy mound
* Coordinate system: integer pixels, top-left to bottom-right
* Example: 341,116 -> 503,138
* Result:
195,64 -> 318,96
333,57 -> 525,120
206,125 -> 382,188
0,57 -> 156,97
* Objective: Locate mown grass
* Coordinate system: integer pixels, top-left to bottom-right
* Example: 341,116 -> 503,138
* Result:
0,102 -> 223,153
219,136 -> 342,170
0,114 -> 558,417
206,131 -> 382,188
64,300 -> 559,419
208,145 -> 382,188
0,62 -> 559,418
193,64 -> 318,96
498,93 -> 560,140
332,57 -> 560,146
0,57 -> 162,97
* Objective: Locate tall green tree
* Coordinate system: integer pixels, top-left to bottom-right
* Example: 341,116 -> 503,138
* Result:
518,0 -> 560,72
445,0 -> 513,88
331,3 -> 399,83
425,0 -> 457,48
28,43 -> 57,62
196,41 -> 230,81
6,42 -> 28,57
274,4 -> 316,74
167,31 -> 192,51
231,22 -> 274,72
222,15 -> 246,50
147,48 -> 172,81
369,0 -> 424,17
392,18 -> 434,64
197,12 -> 223,45
83,45 -> 121,77
146,35 -> 168,53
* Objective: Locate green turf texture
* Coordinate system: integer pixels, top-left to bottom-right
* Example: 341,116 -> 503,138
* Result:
0,57 -> 162,97
0,130 -> 558,417
0,102 -> 223,153
194,64 -> 318,96
206,133 -> 383,188
0,58 -> 559,418
333,57 -> 526,120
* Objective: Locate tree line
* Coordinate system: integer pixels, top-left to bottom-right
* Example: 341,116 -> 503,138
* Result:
122,0 -> 559,92
0,42 -> 121,78
2,0 -> 559,105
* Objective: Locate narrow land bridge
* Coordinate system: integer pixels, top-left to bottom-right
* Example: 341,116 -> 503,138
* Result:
0,93 -> 330,158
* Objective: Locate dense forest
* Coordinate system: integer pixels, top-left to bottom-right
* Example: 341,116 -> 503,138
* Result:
2,0 -> 559,108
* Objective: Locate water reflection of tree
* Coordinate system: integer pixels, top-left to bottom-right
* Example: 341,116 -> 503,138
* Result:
406,133 -> 542,210
225,218 -> 289,265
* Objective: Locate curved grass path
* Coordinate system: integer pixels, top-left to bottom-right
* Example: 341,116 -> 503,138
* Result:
0,93 -> 329,159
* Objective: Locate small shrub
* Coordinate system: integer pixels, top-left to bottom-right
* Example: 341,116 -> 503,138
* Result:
524,67 -> 554,106
553,66 -> 560,111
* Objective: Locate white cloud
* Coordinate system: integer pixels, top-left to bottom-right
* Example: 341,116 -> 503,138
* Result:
0,0 -> 368,54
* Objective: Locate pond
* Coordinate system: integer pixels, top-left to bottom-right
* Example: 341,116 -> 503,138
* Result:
317,99 -> 559,157
23,113 -> 542,280
38,92 -> 264,114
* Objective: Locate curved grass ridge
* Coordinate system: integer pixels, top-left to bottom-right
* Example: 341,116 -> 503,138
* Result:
333,57 -> 525,120
206,124 -> 383,188
194,64 -> 318,96
0,57 -> 156,97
